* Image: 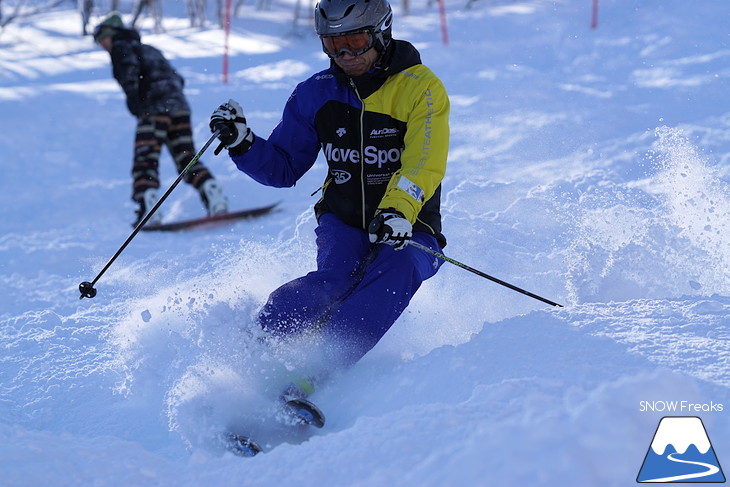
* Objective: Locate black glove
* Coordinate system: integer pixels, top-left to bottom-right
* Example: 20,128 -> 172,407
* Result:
209,99 -> 254,156
368,210 -> 412,251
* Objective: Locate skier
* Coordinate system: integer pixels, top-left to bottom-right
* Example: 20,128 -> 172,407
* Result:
93,13 -> 228,225
210,0 -> 449,382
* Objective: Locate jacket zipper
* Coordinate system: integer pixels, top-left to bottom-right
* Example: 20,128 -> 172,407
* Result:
349,78 -> 367,229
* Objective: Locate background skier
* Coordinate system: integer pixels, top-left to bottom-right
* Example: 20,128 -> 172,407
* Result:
94,12 -> 228,225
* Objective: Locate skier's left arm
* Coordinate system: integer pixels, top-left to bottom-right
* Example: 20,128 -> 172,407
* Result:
377,75 -> 450,223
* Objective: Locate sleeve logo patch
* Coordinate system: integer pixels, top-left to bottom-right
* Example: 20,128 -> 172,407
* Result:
397,176 -> 425,203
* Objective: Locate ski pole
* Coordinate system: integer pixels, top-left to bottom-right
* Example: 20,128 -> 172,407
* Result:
78,130 -> 221,300
408,240 -> 563,308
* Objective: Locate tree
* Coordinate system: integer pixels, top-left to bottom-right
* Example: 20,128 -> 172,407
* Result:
130,0 -> 164,33
79,0 -> 93,35
186,0 -> 206,27
1,0 -> 66,29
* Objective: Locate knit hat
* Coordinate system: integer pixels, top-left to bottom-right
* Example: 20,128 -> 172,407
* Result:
93,13 -> 124,42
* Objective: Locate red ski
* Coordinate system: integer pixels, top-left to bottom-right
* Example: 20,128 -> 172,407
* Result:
141,202 -> 279,232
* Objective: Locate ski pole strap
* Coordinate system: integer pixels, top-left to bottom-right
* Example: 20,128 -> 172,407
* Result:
408,240 -> 563,308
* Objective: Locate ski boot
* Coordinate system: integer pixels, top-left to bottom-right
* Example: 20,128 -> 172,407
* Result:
200,178 -> 228,216
134,188 -> 162,226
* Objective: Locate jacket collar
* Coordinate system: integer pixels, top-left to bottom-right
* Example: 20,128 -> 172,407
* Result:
331,40 -> 422,98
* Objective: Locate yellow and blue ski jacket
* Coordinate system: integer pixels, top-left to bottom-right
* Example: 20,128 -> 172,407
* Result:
231,40 -> 450,246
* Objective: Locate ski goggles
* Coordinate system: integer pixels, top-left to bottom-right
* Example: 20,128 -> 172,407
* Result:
321,29 -> 375,58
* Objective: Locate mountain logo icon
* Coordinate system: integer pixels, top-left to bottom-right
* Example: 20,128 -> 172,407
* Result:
637,416 -> 726,483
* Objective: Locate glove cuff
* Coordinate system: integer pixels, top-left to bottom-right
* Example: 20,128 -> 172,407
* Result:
375,208 -> 405,219
228,131 -> 254,156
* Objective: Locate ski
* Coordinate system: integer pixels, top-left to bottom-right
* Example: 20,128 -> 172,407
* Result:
225,398 -> 325,457
283,398 -> 325,428
225,433 -> 263,457
140,201 -> 279,232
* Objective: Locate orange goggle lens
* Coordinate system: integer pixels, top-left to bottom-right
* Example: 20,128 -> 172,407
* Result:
321,31 -> 374,58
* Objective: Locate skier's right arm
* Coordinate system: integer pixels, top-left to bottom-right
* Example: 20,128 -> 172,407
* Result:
209,87 -> 320,188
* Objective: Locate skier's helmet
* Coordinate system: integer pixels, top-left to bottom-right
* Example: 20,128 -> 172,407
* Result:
315,0 -> 393,58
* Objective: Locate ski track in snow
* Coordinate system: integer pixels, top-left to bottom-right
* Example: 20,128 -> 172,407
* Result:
1,0 -> 729,486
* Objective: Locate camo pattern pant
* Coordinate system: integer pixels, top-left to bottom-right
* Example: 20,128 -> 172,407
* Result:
131,111 -> 213,201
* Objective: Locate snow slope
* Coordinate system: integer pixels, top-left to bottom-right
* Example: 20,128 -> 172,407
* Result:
1,0 -> 729,485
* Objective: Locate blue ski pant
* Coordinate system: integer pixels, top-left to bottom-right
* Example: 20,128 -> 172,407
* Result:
258,212 -> 443,368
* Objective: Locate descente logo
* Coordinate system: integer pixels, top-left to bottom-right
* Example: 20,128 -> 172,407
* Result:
323,143 -> 402,168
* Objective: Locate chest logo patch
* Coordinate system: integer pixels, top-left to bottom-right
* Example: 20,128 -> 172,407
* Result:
331,169 -> 351,184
